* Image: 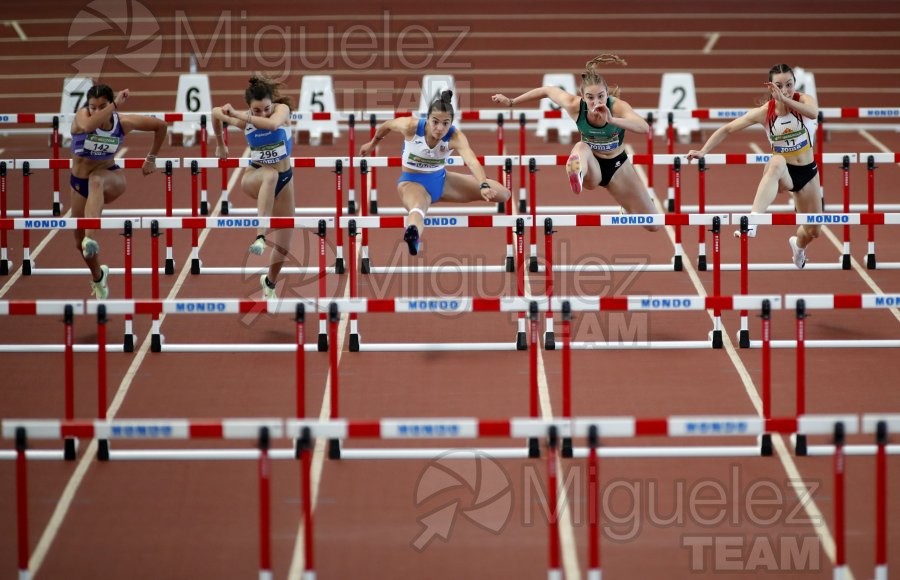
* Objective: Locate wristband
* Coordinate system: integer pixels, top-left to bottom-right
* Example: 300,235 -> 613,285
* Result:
480,182 -> 490,189
145,154 -> 156,162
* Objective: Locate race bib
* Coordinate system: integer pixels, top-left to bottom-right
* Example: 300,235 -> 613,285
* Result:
583,134 -> 621,152
251,141 -> 287,163
83,134 -> 120,155
771,129 -> 811,156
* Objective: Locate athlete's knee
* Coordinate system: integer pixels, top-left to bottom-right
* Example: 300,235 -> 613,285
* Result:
643,224 -> 662,233
764,155 -> 788,173
802,224 -> 820,240
88,172 -> 105,190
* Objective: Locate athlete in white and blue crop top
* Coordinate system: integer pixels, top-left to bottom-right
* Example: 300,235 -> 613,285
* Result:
213,76 -> 297,298
493,55 -> 662,232
69,84 -> 167,299
360,91 -> 511,256
688,64 -> 822,269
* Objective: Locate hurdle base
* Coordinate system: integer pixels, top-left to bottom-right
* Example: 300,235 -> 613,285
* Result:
349,333 -> 360,352
673,255 -> 683,272
317,333 -> 328,352
795,434 -> 808,456
505,256 -> 515,273
165,258 -> 175,276
496,201 -> 505,214
98,439 -> 110,461
711,330 -> 723,349
0,259 -> 8,276
369,200 -> 378,215
739,330 -> 750,349
760,434 -> 773,456
562,437 -> 573,458
200,201 -> 209,216
529,256 -> 538,273
64,437 -> 77,460
53,201 -> 62,216
697,254 -> 707,271
667,199 -> 675,212
361,258 -> 370,274
221,200 -> 230,215
518,199 -> 527,214
528,437 -> 540,458
334,258 -> 345,275
151,334 -> 162,353
866,254 -> 876,269
123,333 -> 134,353
544,331 -> 555,350
328,438 -> 341,460
516,331 -> 527,351
348,199 -> 357,215
191,258 -> 201,275
23,259 -> 32,276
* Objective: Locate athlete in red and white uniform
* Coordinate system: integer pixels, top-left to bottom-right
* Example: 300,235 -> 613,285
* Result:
687,64 -> 821,269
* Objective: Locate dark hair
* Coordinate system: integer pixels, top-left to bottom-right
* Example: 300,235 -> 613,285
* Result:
244,75 -> 294,111
427,90 -> 454,120
768,63 -> 795,82
86,84 -> 115,104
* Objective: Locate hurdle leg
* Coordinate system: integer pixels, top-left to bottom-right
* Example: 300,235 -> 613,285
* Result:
97,304 -> 110,461
327,303 -> 341,459
0,161 -> 9,275
190,161 -> 202,275
697,158 -> 708,270
874,421 -> 887,580
527,302 -> 540,458
63,304 -> 77,460
866,156 -> 877,269
257,427 -> 272,580
515,219 -> 527,350
760,300 -> 773,456
299,427 -> 316,578
347,115 -> 357,215
348,221 -> 360,352
840,156 -> 851,270
832,422 -> 847,579
518,113 -> 528,213
52,116 -> 62,216
546,426 -> 561,580
22,162 -> 33,275
332,160 -> 345,275
672,157 -> 683,271
15,427 -> 30,580
122,221 -> 134,352
150,220 -> 163,353
794,300 -> 807,456
164,162 -> 175,275
359,160 -> 371,274
710,217 -> 723,348
587,425 -> 600,580
200,116 -> 210,215
543,218 -> 555,350
561,301 -> 572,457
317,220 -> 328,352
738,216 -> 750,348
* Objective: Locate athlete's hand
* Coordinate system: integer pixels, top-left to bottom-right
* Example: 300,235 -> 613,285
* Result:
685,150 -> 705,162
114,89 -> 129,107
141,156 -> 157,176
215,144 -> 229,160
491,94 -> 514,107
359,140 -> 376,157
479,183 -> 498,202
764,82 -> 787,104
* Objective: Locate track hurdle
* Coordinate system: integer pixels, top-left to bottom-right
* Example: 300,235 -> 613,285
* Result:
860,153 -> 900,269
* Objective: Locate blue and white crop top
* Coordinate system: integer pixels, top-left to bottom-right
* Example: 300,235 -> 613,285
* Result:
401,118 -> 455,172
71,111 -> 124,160
245,117 -> 293,164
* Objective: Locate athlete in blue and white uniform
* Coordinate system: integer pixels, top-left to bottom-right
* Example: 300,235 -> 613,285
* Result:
69,84 -> 167,299
688,64 -> 821,269
493,54 -> 660,232
213,76 -> 296,298
360,90 -> 510,256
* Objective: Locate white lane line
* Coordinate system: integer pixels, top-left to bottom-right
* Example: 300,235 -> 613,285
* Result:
703,32 -> 720,54
286,253 -> 353,580
4,20 -> 28,41
27,149 -> 249,577
629,147 -> 851,578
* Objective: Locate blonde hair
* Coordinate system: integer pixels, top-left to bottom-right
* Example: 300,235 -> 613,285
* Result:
581,54 -> 627,98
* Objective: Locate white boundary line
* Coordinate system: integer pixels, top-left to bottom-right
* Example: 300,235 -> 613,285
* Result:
631,146 -> 852,578
26,148 -> 252,575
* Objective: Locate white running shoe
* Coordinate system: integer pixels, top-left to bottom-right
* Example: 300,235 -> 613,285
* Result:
90,265 -> 109,299
789,236 -> 807,269
565,155 -> 583,194
732,224 -> 758,238
81,236 -> 100,258
260,274 -> 276,299
249,235 -> 266,255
